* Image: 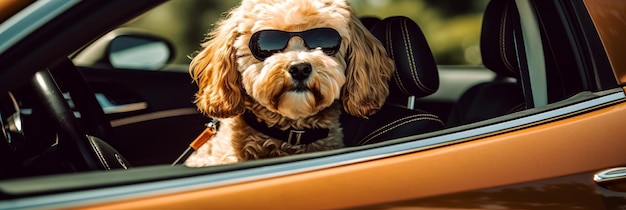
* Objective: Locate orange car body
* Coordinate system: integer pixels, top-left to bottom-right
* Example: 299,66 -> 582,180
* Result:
85,103 -> 626,209
586,0 -> 626,85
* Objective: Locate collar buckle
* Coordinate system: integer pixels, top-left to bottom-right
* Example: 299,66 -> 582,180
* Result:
287,130 -> 306,145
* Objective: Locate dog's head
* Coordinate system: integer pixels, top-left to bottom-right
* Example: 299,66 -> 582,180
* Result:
190,0 -> 394,119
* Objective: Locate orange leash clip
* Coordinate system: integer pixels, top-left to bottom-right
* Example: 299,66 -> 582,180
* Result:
172,119 -> 219,166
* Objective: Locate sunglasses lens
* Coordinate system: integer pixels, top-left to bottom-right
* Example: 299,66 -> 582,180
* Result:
302,28 -> 341,55
249,28 -> 342,60
257,30 -> 291,51
250,30 -> 290,60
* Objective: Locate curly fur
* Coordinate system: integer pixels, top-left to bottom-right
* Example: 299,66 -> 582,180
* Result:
185,0 -> 394,167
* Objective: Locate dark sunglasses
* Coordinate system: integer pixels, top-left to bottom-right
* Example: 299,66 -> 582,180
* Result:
249,28 -> 342,61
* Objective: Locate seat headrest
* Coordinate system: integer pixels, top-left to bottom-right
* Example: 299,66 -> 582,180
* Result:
359,16 -> 381,30
480,0 -> 521,79
370,16 -> 439,99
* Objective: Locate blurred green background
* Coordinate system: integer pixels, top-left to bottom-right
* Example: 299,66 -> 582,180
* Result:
124,0 -> 488,67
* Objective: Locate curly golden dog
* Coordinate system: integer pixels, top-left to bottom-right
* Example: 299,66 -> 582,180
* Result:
185,0 -> 394,167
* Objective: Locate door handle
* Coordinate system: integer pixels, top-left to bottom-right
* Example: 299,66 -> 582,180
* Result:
95,93 -> 148,114
594,167 -> 626,192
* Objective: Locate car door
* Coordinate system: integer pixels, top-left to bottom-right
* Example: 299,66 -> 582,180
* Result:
76,66 -> 207,166
71,31 -> 209,166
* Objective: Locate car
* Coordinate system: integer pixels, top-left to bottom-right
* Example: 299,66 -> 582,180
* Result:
1,0 -> 625,209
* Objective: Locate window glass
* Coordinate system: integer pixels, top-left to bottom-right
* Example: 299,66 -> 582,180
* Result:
122,0 -> 487,67
347,0 -> 488,65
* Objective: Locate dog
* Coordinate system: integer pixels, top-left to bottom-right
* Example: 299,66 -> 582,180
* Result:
184,0 -> 394,167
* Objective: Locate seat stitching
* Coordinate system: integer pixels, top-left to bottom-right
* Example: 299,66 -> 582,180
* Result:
359,114 -> 429,143
356,114 -> 420,145
388,23 -> 410,95
358,116 -> 444,145
88,138 -> 110,170
506,103 -> 525,114
369,113 -> 440,137
356,114 -> 442,145
499,2 -> 518,75
402,19 -> 433,93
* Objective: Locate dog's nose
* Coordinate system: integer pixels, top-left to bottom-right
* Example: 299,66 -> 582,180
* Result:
288,63 -> 312,81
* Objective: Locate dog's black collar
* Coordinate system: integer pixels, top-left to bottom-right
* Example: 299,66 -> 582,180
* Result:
242,111 -> 330,145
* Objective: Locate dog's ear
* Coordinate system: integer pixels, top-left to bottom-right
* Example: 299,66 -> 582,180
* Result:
342,13 -> 394,118
190,17 -> 244,118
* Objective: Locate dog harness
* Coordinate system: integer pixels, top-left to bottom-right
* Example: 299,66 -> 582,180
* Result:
172,119 -> 219,165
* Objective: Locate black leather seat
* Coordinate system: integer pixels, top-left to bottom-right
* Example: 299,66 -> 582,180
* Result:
342,16 -> 445,146
446,0 -> 526,127
359,16 -> 381,30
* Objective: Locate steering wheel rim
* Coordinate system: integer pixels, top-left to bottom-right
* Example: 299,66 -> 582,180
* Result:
29,58 -> 131,171
50,58 -> 117,141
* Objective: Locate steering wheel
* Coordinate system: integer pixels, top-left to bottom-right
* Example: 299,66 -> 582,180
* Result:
28,58 -> 131,171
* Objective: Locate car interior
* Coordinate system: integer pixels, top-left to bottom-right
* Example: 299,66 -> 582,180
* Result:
446,0 -> 527,127
341,16 -> 445,147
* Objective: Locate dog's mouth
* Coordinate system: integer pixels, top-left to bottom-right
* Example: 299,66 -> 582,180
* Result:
273,83 -> 323,106
290,84 -> 309,92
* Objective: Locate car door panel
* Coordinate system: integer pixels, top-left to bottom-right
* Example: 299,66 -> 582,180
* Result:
68,89 -> 626,209
78,66 -> 208,166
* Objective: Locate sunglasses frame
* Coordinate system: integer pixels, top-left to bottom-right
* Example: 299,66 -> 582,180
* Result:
248,27 -> 342,61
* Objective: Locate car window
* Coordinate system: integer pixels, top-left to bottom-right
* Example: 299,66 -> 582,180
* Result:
64,0 -> 607,165
119,0 -> 487,68
57,0 -> 604,164
348,0 -> 488,65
